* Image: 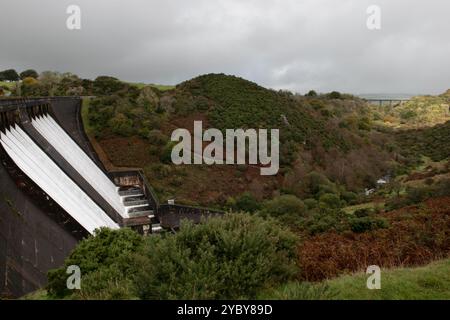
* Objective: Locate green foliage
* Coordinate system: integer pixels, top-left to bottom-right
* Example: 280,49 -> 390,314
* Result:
159,141 -> 179,164
385,179 -> 450,211
0,69 -> 19,81
303,198 -> 318,210
261,195 -> 306,218
133,213 -> 298,299
108,113 -> 134,136
349,216 -> 389,233
93,76 -> 128,95
396,121 -> 450,162
341,191 -> 358,205
231,192 -> 261,213
322,259 -> 450,300
318,193 -> 342,209
46,228 -> 145,299
327,91 -> 342,99
20,69 -> 39,79
303,209 -> 349,235
176,74 -> 351,164
305,90 -> 318,97
260,282 -> 337,300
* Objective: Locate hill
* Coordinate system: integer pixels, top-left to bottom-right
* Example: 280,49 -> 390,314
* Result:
396,121 -> 450,162
264,258 -> 450,300
84,73 -> 395,206
368,94 -> 450,129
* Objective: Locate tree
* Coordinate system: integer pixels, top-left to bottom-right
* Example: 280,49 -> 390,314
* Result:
0,69 -> 19,81
327,91 -> 342,99
20,69 -> 39,79
93,76 -> 127,95
305,90 -> 318,97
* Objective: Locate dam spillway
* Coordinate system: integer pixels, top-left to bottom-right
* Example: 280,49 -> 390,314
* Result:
0,125 -> 119,234
31,114 -> 128,218
0,97 -> 222,298
0,97 -> 159,297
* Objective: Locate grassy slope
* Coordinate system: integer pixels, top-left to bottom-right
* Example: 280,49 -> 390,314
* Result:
396,121 -> 450,162
0,81 -> 16,89
127,81 -> 174,91
370,95 -> 450,129
25,259 -> 450,300
81,98 -> 94,135
266,259 -> 450,300
327,259 -> 450,300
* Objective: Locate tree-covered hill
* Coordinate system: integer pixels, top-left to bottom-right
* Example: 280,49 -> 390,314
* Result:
81,73 -> 396,205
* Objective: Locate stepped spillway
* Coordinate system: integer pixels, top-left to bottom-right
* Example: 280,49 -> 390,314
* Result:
0,125 -> 119,234
31,114 -> 129,217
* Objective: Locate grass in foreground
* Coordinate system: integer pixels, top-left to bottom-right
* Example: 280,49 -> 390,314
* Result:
265,259 -> 450,300
25,259 -> 450,300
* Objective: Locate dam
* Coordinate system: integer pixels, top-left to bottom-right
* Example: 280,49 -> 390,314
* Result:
0,97 -> 221,298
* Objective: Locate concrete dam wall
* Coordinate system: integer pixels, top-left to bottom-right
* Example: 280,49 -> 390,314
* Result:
0,97 -> 222,298
0,97 -> 156,297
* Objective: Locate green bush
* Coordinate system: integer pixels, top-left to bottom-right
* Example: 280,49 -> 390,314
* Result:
354,208 -> 376,218
20,69 -> 39,79
319,193 -> 342,209
261,195 -> 306,218
304,209 -> 348,235
46,228 -> 145,299
305,90 -> 318,97
93,76 -> 127,95
133,213 -> 298,299
327,91 -> 342,99
303,198 -> 318,209
108,113 -> 134,136
341,191 -> 358,205
232,192 -> 261,213
349,216 -> 389,233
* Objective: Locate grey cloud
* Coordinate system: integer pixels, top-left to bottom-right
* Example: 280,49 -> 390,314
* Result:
0,0 -> 449,94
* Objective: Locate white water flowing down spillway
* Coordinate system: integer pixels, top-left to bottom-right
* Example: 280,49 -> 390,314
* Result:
0,126 -> 119,234
32,115 -> 129,217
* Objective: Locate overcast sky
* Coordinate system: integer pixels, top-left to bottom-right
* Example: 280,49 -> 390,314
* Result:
1,0 -> 449,94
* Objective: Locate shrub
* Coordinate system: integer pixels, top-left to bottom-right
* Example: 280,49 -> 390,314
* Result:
354,208 -> 374,218
20,69 -> 39,79
233,192 -> 261,213
160,141 -> 178,164
341,191 -> 358,205
319,193 -> 342,209
327,91 -> 342,99
147,129 -> 168,146
303,198 -> 318,210
349,216 -> 389,233
93,76 -> 127,95
46,228 -> 145,299
108,113 -> 134,136
133,213 -> 298,299
261,195 -> 306,218
0,69 -> 19,81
